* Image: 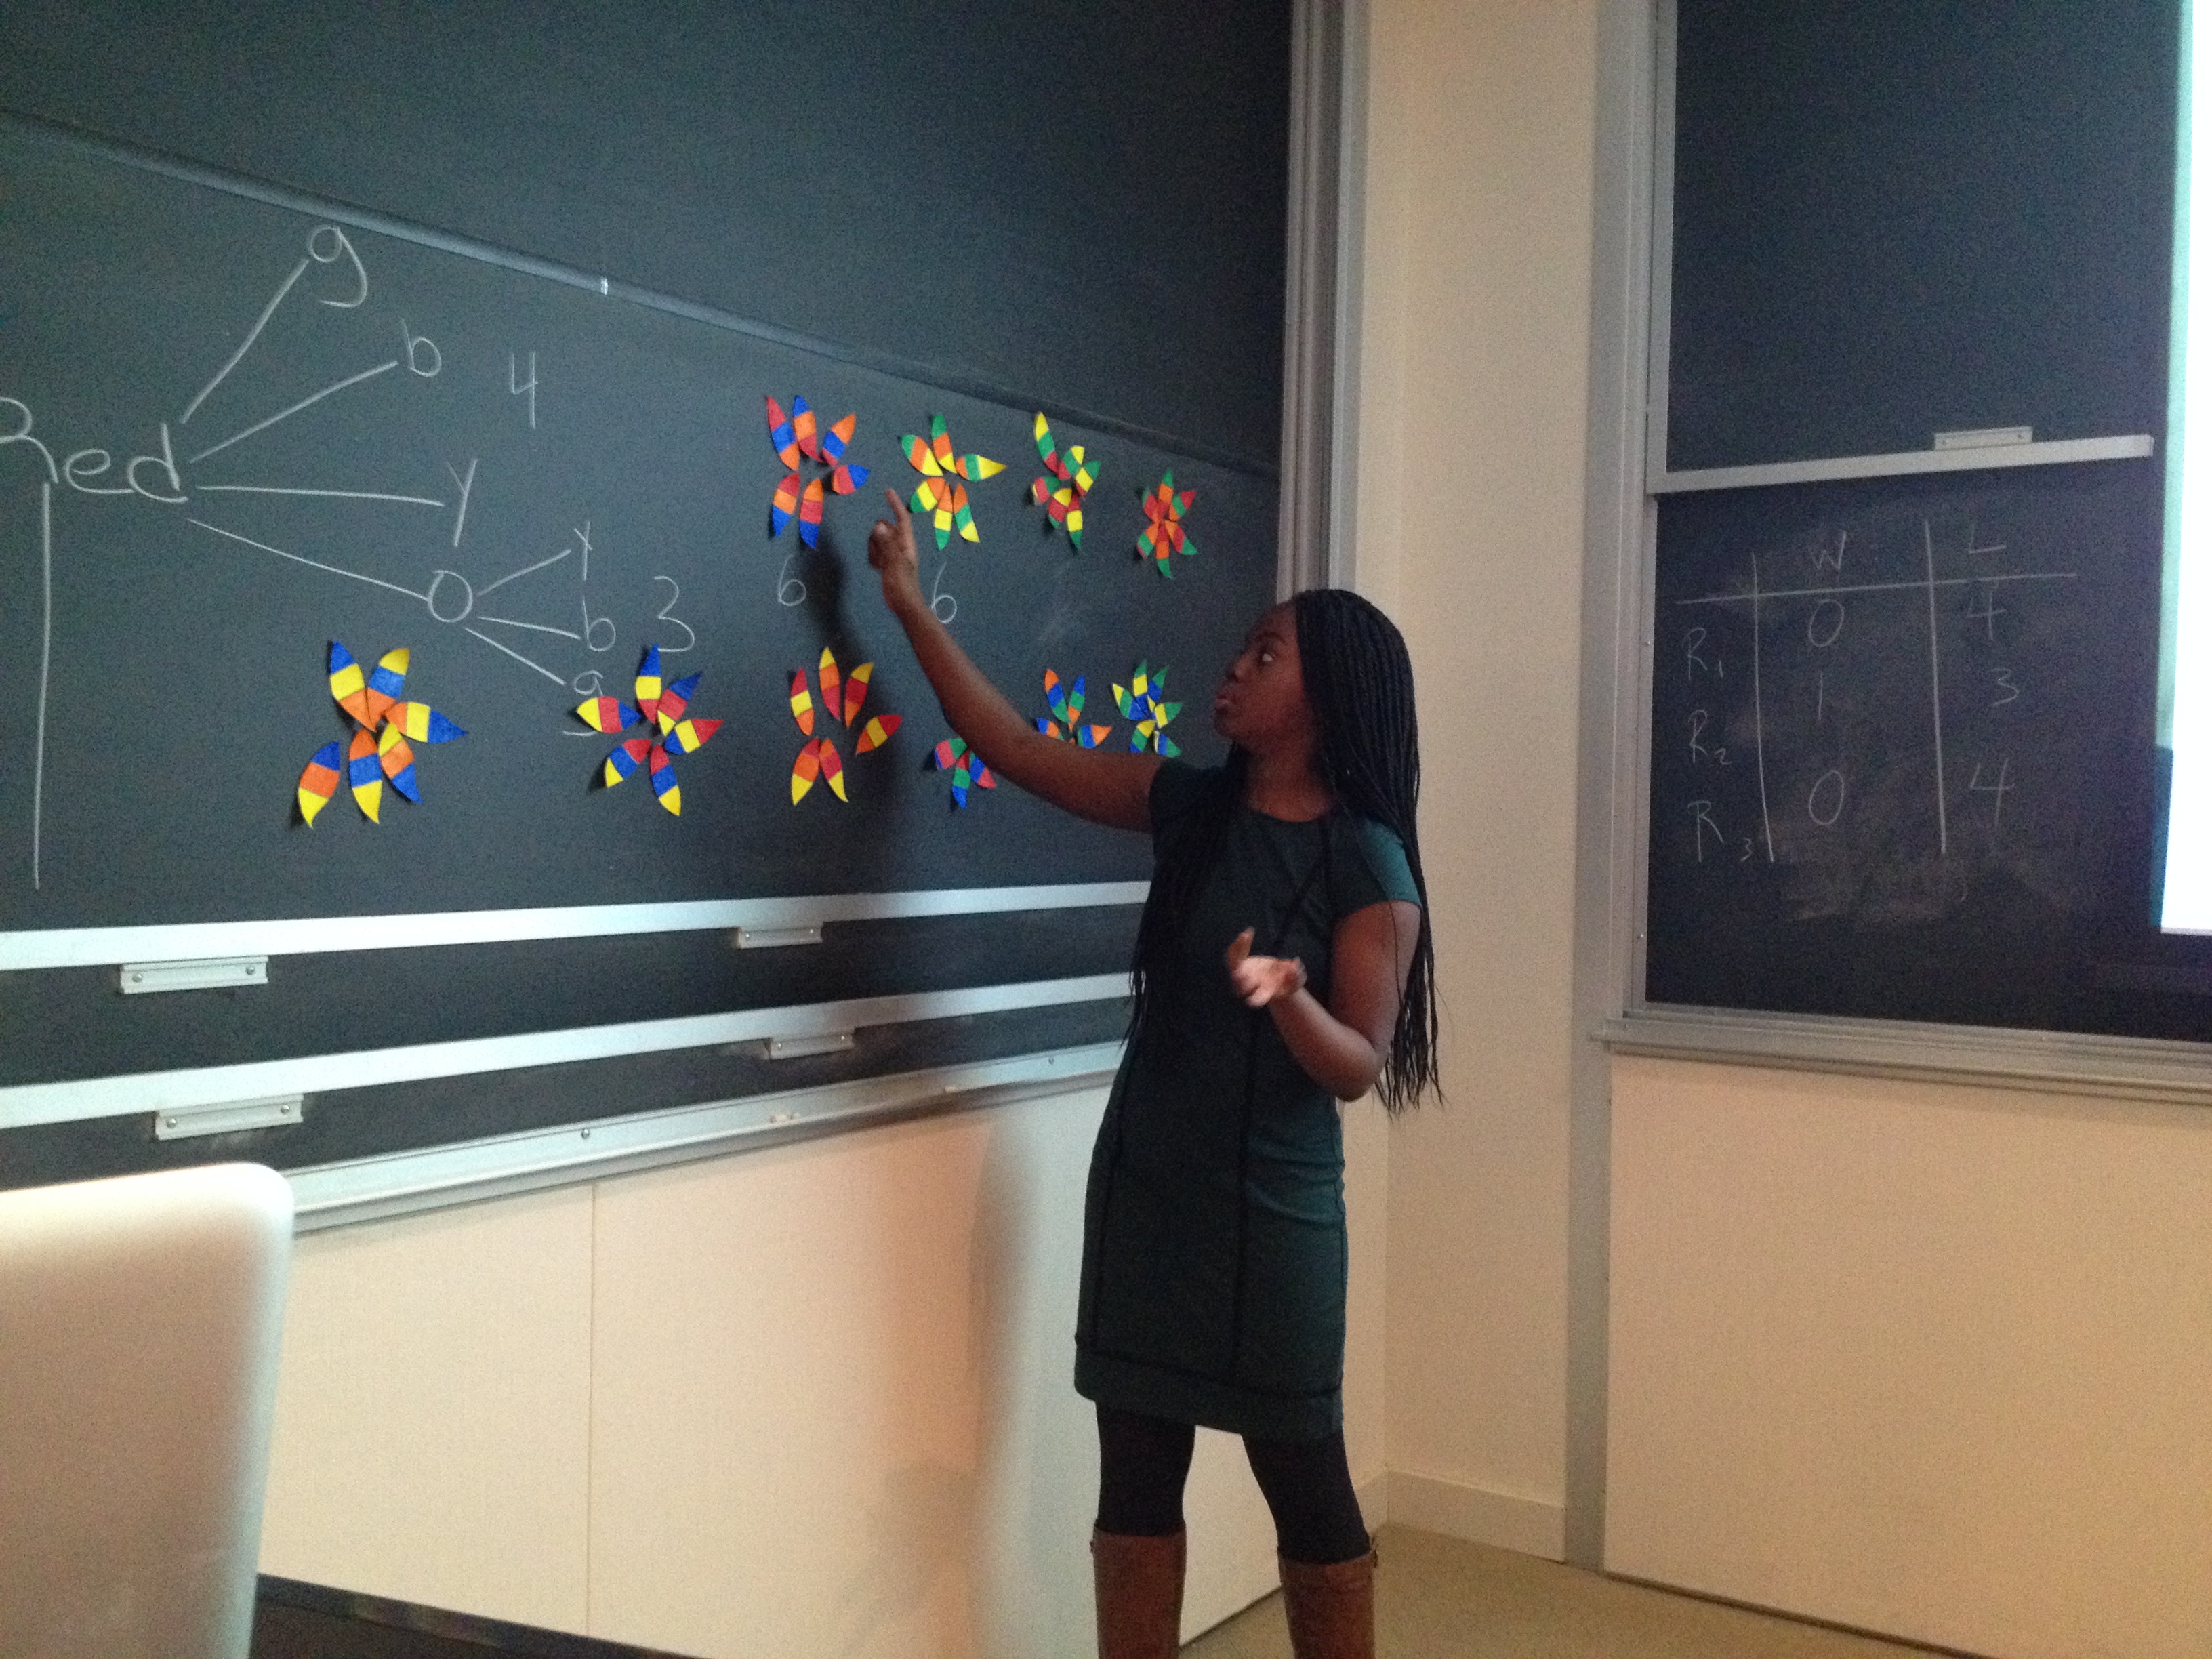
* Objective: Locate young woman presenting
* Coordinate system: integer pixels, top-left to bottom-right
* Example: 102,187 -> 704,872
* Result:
867,492 -> 1438,1659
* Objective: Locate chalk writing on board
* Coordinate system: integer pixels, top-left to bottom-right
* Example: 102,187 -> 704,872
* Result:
1,224 -> 705,882
1661,507 -> 2085,924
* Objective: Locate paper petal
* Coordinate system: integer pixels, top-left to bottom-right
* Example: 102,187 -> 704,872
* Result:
576,696 -> 637,733
903,433 -> 942,477
790,737 -> 821,803
363,647 -> 408,726
657,674 -> 699,735
389,702 -> 467,743
328,642 -> 373,728
649,743 -> 681,814
636,646 -> 664,723
819,739 -> 848,802
956,452 -> 1005,482
817,648 -> 841,726
841,661 -> 873,726
790,670 -> 815,735
771,471 -> 800,536
792,396 -> 819,463
853,713 -> 899,754
929,415 -> 954,471
297,741 -> 343,825
605,735 -> 652,787
768,396 -> 801,470
378,723 -> 420,802
821,412 -> 856,464
665,716 -> 721,756
347,727 -> 382,821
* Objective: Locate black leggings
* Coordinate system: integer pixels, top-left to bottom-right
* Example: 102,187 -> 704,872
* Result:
1093,1404 -> 1370,1565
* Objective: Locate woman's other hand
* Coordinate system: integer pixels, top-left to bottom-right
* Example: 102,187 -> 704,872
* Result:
867,489 -> 924,618
1225,927 -> 1308,1008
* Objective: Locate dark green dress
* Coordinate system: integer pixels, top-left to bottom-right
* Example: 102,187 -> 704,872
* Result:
1074,761 -> 1420,1440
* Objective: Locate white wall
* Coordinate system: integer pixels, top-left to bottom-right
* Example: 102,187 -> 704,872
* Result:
260,1082 -> 1380,1655
1353,0 -> 1600,1560
1609,1058 -> 2212,1658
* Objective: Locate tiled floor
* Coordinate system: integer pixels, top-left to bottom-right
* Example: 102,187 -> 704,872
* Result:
1183,1526 -> 1937,1659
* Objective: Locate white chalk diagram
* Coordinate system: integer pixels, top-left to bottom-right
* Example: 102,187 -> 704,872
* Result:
1,223 -> 701,887
1674,518 -> 2076,868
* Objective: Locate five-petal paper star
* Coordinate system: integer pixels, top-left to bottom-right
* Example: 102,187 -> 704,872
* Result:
901,414 -> 1006,548
767,394 -> 871,549
1029,413 -> 1099,549
1034,669 -> 1114,748
575,644 -> 723,816
1136,470 -> 1197,577
1113,661 -> 1183,756
296,642 -> 467,825
790,647 -> 901,803
928,736 -> 997,809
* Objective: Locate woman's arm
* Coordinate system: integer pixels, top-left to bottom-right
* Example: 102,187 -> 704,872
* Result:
1225,899 -> 1425,1101
867,489 -> 1161,832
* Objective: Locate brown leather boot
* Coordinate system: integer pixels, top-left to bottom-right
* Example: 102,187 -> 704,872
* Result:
1279,1545 -> 1376,1659
1090,1527 -> 1186,1659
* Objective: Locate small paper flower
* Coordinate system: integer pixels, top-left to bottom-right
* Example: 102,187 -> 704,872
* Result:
1034,669 -> 1114,747
767,394 -> 871,549
575,644 -> 722,816
928,736 -> 997,809
1113,660 -> 1182,757
1030,413 -> 1099,549
790,646 -> 901,803
296,642 -> 466,825
1136,471 -> 1197,577
901,414 -> 1006,548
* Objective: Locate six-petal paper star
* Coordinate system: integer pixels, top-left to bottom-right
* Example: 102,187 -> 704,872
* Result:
1113,661 -> 1183,756
790,646 -> 901,803
767,394 -> 871,549
1029,413 -> 1099,550
1136,470 -> 1197,577
928,736 -> 997,809
901,414 -> 1006,548
575,644 -> 723,816
296,642 -> 467,825
1034,669 -> 1114,747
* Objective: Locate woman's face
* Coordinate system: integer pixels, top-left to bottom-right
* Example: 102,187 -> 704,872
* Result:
1213,602 -> 1312,752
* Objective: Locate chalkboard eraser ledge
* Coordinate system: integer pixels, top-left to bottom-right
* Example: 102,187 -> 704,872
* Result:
1650,434 -> 2155,495
1602,1006 -> 2212,1108
285,1040 -> 1124,1233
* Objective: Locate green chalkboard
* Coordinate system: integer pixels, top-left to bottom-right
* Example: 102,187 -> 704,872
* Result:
0,1 -> 1294,1181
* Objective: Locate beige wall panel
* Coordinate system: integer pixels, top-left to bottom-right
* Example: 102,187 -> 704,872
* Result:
586,1089 -> 1282,1659
1609,1056 -> 2212,1659
1359,0 -> 1598,1538
259,1184 -> 594,1633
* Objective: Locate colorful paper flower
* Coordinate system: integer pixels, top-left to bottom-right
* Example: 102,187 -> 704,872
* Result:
1136,470 -> 1197,577
1114,661 -> 1182,757
790,646 -> 901,803
1029,413 -> 1099,549
901,414 -> 1006,548
575,644 -> 722,816
767,394 -> 871,549
1034,669 -> 1114,747
928,736 -> 997,809
295,642 -> 466,825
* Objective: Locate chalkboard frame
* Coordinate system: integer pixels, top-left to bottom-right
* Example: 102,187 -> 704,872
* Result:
1574,0 -> 2212,1096
1644,0 -> 2175,495
0,1 -> 1367,1203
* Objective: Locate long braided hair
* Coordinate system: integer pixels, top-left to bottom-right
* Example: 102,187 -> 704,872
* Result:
1128,588 -> 1440,1113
